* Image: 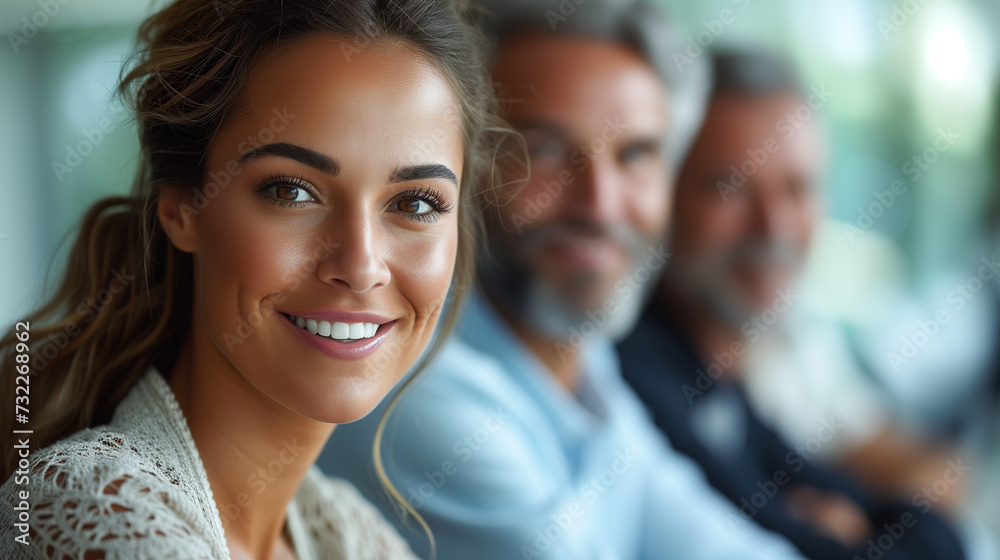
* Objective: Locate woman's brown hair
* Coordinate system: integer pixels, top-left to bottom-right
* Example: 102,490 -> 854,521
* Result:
1,0 -> 522,551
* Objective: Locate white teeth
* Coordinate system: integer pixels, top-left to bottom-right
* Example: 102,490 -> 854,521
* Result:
287,314 -> 382,342
349,323 -> 364,339
332,321 -> 349,339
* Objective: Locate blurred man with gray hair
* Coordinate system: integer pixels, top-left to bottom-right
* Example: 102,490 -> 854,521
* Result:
617,48 -> 972,560
320,2 -> 808,558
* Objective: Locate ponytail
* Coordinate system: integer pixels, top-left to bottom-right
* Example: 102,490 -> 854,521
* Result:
0,192 -> 192,481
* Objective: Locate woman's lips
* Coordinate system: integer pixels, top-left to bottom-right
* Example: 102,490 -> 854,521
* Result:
286,313 -> 382,340
280,312 -> 396,360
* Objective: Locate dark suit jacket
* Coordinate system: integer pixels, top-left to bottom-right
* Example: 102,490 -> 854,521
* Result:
617,304 -> 966,560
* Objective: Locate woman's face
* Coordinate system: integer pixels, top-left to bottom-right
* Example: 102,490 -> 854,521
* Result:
170,35 -> 464,423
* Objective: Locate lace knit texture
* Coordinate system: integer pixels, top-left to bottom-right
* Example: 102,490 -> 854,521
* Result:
0,368 -> 418,560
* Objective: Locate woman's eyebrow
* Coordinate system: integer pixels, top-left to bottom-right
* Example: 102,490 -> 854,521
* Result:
389,164 -> 458,187
239,142 -> 340,175
239,144 -> 456,186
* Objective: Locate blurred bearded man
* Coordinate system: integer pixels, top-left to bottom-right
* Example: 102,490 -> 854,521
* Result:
617,49 -> 969,560
319,3 -> 810,559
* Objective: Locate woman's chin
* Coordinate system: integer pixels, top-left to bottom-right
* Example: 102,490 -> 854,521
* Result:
283,382 -> 395,425
307,404 -> 384,426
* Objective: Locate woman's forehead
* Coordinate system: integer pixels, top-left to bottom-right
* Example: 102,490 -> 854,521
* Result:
212,36 -> 466,179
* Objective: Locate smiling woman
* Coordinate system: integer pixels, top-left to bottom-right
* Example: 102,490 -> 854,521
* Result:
0,0 -> 515,558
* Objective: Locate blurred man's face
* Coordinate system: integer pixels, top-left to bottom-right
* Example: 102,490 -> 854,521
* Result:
483,34 -> 670,340
668,92 -> 824,326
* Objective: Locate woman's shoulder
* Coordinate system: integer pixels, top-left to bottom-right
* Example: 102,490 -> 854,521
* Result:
294,466 -> 418,559
0,426 -> 223,559
0,368 -> 228,559
7,419 -> 196,495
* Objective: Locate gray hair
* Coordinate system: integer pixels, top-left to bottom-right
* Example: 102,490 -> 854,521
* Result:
475,0 -> 712,170
711,49 -> 804,98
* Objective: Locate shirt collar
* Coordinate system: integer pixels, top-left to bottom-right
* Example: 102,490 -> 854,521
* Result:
456,289 -> 620,432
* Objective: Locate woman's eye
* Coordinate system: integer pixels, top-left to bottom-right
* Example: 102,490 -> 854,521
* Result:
269,184 -> 315,202
390,188 -> 452,222
253,176 -> 318,207
395,198 -> 434,215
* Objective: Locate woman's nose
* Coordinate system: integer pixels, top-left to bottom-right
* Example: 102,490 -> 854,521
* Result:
315,212 -> 391,293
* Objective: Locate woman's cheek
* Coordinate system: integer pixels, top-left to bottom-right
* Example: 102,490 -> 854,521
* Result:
392,224 -> 458,320
195,202 -> 306,336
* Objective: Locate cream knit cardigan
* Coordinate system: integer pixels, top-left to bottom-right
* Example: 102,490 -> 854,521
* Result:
0,367 -> 418,560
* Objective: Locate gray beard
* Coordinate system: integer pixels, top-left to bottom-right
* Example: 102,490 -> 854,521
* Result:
663,238 -> 805,332
478,222 -> 659,344
487,268 -> 651,343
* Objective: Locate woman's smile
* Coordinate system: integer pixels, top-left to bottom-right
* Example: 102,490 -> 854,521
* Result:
280,312 -> 397,360
279,310 -> 398,360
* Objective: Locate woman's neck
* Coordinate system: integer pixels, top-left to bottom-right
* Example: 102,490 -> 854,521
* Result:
168,325 -> 335,559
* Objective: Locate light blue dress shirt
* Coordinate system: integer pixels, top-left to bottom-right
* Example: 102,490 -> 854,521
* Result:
318,291 -> 806,559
